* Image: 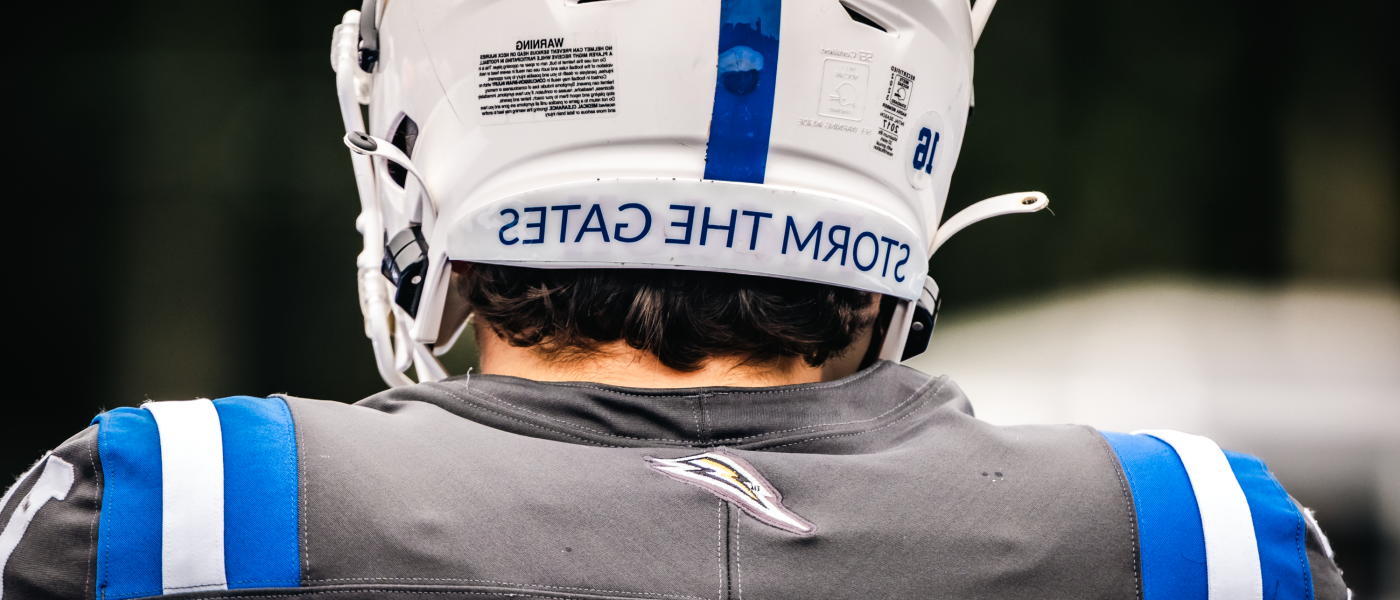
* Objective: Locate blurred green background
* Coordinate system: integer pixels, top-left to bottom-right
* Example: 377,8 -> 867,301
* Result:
9,0 -> 1397,594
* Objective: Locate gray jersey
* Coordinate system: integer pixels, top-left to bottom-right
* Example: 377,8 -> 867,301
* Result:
1,362 -> 1346,599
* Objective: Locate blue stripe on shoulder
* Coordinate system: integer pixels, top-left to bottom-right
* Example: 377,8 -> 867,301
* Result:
1224,450 -> 1313,600
1101,431 -> 1207,600
214,396 -> 301,589
93,407 -> 164,599
703,0 -> 782,183
94,397 -> 301,598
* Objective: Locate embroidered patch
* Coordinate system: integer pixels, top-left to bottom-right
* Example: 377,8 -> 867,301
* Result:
646,450 -> 816,535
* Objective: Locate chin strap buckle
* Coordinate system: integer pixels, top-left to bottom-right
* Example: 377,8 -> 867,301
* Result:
876,276 -> 940,363
357,0 -> 379,73
382,225 -> 429,318
901,279 -> 940,361
890,190 -> 1049,362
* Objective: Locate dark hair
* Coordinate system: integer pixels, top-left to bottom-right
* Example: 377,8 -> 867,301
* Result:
456,263 -> 880,372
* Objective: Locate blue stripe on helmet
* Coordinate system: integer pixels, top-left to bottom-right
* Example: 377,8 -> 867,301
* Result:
214,396 -> 301,589
1224,451 -> 1314,600
1101,431 -> 1208,600
703,0 -> 782,184
93,408 -> 165,599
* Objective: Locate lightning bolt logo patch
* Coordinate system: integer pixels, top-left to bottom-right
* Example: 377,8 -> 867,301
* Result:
646,450 -> 816,535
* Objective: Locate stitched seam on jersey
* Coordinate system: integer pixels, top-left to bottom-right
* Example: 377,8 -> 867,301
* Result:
303,580 -> 705,600
302,579 -> 705,598
98,420 -> 112,600
273,395 -> 301,586
442,387 -> 619,447
1260,458 -> 1313,597
715,501 -> 724,600
163,581 -> 256,591
545,360 -> 888,399
190,592 -> 678,600
758,375 -> 947,450
221,578 -> 301,585
733,506 -> 742,600
436,372 -> 943,445
1294,503 -> 1311,598
293,398 -> 312,582
699,395 -> 713,446
438,387 -> 617,448
445,384 -> 712,445
101,590 -> 161,599
710,371 -> 943,443
85,432 -> 100,600
1094,430 -> 1143,600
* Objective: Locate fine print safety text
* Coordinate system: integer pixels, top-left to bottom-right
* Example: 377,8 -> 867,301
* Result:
478,39 -> 617,122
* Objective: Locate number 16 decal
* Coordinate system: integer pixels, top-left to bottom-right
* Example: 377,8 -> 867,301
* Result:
906,111 -> 945,190
911,128 -> 939,174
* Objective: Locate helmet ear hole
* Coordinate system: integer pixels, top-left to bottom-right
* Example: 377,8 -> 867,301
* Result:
386,115 -> 419,188
839,1 -> 888,32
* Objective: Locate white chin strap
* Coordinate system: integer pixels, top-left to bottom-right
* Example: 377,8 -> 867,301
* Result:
334,9 -> 446,387
878,191 -> 1049,363
970,0 -> 998,46
876,276 -> 938,363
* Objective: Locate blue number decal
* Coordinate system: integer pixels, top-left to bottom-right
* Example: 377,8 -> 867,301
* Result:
911,127 -> 932,171
925,131 -> 939,174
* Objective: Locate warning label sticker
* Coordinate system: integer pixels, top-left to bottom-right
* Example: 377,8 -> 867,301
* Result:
477,36 -> 617,124
872,66 -> 915,157
817,59 -> 870,121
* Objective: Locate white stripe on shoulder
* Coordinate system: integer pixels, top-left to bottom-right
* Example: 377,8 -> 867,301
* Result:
1302,506 -> 1335,559
146,399 -> 228,593
1136,429 -> 1261,600
0,453 -> 49,524
0,455 -> 76,600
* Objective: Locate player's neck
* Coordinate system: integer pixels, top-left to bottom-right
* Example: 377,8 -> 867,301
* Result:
475,325 -> 835,388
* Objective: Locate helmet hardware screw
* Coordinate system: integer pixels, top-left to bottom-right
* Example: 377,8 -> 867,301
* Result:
347,131 -> 377,152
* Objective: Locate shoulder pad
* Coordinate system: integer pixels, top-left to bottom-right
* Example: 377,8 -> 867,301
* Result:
1101,430 -> 1314,600
92,397 -> 301,598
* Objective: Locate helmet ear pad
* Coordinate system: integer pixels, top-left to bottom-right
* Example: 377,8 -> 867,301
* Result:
901,296 -> 938,361
434,263 -> 475,348
382,225 -> 430,317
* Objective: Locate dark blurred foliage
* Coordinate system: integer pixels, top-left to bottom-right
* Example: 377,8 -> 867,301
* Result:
937,0 -> 1397,304
11,1 -> 384,462
7,0 -> 1397,592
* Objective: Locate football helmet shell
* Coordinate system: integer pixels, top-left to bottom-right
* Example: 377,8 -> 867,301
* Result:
330,0 -> 1046,386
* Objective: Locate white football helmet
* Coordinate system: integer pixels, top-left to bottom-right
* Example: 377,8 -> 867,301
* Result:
329,0 -> 1046,387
